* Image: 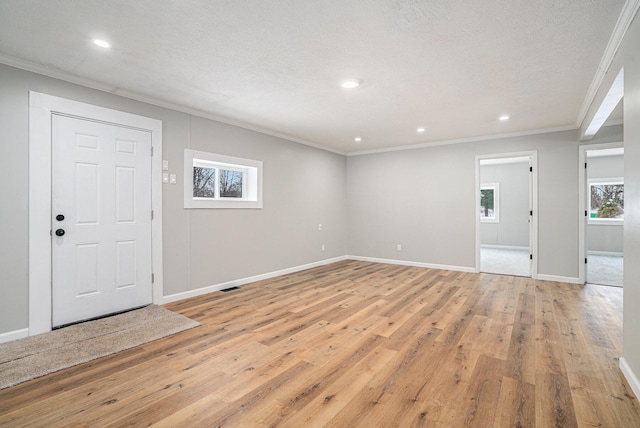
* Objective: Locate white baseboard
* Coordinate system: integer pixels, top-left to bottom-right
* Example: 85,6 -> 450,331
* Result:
480,245 -> 529,251
162,254 -> 583,306
346,255 -> 476,273
162,256 -> 348,304
620,357 -> 640,399
0,328 -> 29,344
536,274 -> 581,284
587,251 -> 624,257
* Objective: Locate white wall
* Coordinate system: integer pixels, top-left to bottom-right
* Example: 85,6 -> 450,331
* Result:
580,8 -> 640,396
0,63 -> 347,335
480,161 -> 530,248
620,9 -> 640,396
586,154 -> 624,253
347,127 -> 623,278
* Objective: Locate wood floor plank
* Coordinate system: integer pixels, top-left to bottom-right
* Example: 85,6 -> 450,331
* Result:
1,261 -> 637,427
494,376 -> 535,427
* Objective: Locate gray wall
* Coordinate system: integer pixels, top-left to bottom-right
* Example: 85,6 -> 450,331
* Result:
586,154 -> 624,253
347,126 -> 623,277
0,63 -> 347,335
480,161 -> 530,248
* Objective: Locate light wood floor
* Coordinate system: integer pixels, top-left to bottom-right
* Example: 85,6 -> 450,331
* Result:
1,260 -> 638,427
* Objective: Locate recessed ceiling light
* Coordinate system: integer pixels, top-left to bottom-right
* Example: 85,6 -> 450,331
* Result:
417,127 -> 426,133
93,39 -> 111,49
354,137 -> 362,142
499,115 -> 510,121
341,79 -> 361,89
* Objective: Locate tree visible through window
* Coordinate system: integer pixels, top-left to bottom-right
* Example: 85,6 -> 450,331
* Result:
219,170 -> 243,198
193,166 -> 216,198
184,148 -> 262,209
590,181 -> 624,221
480,184 -> 499,223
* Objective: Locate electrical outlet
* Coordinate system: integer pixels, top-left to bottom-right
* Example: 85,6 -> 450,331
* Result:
162,160 -> 169,171
162,173 -> 169,183
397,244 -> 402,251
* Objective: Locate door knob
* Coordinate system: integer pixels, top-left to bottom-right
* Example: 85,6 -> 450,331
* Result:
56,214 -> 65,221
55,229 -> 65,237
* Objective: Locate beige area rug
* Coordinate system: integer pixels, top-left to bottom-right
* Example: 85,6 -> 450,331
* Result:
0,305 -> 199,390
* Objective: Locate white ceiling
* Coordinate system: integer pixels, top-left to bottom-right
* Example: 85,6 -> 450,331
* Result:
0,0 -> 627,154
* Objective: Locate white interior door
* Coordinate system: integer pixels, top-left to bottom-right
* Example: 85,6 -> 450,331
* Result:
52,114 -> 153,327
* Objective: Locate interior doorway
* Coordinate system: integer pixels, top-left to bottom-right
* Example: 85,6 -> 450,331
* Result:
579,144 -> 624,287
476,152 -> 538,278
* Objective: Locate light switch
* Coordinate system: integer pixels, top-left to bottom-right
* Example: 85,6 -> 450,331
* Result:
162,173 -> 169,183
169,174 -> 177,184
162,160 -> 169,171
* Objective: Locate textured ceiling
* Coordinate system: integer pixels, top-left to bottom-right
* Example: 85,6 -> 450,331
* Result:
0,0 -> 626,153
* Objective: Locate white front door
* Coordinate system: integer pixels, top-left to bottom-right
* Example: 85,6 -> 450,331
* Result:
51,114 -> 153,327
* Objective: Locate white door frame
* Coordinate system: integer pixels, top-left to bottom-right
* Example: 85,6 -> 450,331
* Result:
578,142 -> 624,284
475,151 -> 538,278
28,92 -> 163,335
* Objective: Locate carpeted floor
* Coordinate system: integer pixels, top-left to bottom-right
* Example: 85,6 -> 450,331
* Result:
0,304 -> 199,390
481,246 -> 624,287
587,253 -> 623,287
480,246 -> 531,277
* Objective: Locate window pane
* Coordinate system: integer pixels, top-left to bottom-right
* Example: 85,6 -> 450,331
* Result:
219,169 -> 244,198
590,183 -> 624,219
193,166 -> 216,198
480,188 -> 495,218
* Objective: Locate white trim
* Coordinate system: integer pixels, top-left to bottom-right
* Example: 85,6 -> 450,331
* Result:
0,328 -> 29,344
28,92 -> 163,336
588,250 -> 624,257
536,274 -> 581,284
475,151 -> 538,279
346,256 -> 476,273
0,54 -> 346,157
481,245 -> 530,252
348,125 -> 575,156
480,156 -> 530,166
576,0 -> 640,129
162,256 -> 348,304
578,142 -> 624,284
620,357 -> 640,400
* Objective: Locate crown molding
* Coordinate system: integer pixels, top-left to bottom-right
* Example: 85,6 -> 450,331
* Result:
0,54 -> 347,156
347,125 -> 577,156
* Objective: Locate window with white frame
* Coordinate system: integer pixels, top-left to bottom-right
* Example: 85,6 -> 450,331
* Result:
588,178 -> 623,224
184,149 -> 262,209
480,183 -> 499,223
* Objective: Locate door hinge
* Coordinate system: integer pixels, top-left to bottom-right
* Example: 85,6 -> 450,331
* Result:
151,210 -> 154,220
585,210 -> 588,217
152,273 -> 155,283
585,258 -> 588,264
151,146 -> 154,156
585,162 -> 587,169
530,254 -> 533,260
530,210 -> 533,216
529,166 -> 533,172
